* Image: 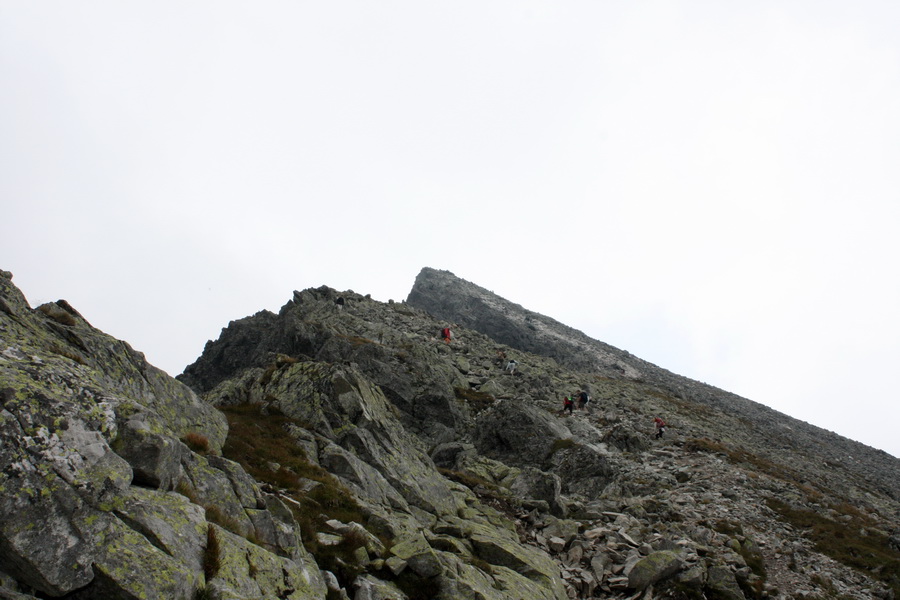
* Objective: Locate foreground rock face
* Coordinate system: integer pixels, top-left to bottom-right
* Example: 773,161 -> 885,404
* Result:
2,266 -> 900,599
0,271 -> 325,599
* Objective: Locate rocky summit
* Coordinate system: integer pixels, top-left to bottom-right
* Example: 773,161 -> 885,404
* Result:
0,267 -> 898,600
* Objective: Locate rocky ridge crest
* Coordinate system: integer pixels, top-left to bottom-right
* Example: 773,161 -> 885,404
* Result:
0,267 -> 898,599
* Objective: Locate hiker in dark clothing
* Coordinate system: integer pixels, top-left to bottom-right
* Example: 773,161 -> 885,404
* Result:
335,297 -> 345,311
576,390 -> 589,410
562,396 -> 574,414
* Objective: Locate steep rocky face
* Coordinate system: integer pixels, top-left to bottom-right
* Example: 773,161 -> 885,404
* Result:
2,267 -> 899,600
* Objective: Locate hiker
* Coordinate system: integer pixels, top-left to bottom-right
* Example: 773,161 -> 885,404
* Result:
335,297 -> 345,311
440,327 -> 452,343
562,396 -> 574,415
654,417 -> 666,439
576,390 -> 589,410
505,359 -> 517,374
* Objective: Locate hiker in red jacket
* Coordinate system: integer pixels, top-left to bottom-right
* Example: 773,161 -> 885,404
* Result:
440,327 -> 452,343
654,417 -> 666,439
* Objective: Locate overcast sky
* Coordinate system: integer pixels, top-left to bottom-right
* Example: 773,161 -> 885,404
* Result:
2,2 -> 899,458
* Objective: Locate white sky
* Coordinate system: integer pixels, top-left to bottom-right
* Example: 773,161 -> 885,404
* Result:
2,2 -> 898,458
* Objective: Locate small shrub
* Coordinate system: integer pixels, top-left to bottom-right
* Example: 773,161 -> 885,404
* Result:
466,556 -> 494,575
258,364 -> 278,386
38,303 -> 77,326
712,519 -> 744,537
46,342 -> 86,365
194,585 -> 214,600
174,480 -> 199,504
204,505 -> 244,537
204,526 -> 221,579
337,334 -> 377,347
182,432 -> 210,454
454,387 -> 494,411
684,438 -> 729,455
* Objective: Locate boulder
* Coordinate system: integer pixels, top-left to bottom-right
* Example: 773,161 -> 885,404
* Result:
705,565 -> 745,600
68,512 -> 200,600
509,467 -> 565,517
205,525 -> 326,600
389,532 -> 442,579
626,550 -> 683,591
473,399 -> 571,466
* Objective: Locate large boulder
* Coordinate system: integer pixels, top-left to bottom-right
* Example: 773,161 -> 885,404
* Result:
473,399 -> 571,467
627,550 -> 683,591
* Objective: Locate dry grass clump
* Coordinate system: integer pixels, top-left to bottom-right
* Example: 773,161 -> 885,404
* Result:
45,342 -> 86,364
203,525 -> 221,579
181,432 -> 210,454
219,403 -> 383,584
38,303 -> 78,326
454,387 -> 494,412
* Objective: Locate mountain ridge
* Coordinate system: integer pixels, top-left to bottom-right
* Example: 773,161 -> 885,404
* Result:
406,267 -> 900,502
1,266 -> 898,599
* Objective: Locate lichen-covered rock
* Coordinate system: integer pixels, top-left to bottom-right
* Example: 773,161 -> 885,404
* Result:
69,512 -> 200,600
118,487 -> 206,563
626,550 -> 683,591
389,531 -> 442,579
205,525 -> 326,600
179,452 -> 256,538
5,270 -> 900,600
113,408 -> 184,490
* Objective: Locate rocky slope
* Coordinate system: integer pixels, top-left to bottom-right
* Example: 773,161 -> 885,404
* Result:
1,267 -> 898,599
407,267 -> 900,506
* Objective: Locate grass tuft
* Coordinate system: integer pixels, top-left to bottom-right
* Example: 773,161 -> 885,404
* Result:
182,432 -> 210,454
204,526 -> 221,580
454,387 -> 494,412
219,403 -> 387,587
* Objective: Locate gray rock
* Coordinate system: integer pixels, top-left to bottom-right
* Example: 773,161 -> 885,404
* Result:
627,550 -> 683,591
509,466 -> 566,517
705,565 -> 745,600
473,399 -> 571,467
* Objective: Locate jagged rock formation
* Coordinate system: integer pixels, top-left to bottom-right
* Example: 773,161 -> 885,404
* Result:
1,266 -> 899,599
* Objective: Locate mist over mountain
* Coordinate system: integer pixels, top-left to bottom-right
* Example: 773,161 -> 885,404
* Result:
1,266 -> 898,599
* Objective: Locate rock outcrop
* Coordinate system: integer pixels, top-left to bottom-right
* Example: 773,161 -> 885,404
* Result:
2,266 -> 899,599
0,270 -> 324,599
